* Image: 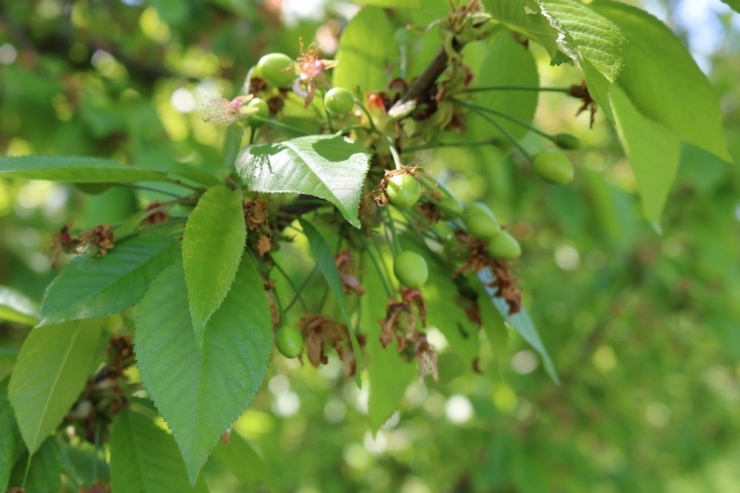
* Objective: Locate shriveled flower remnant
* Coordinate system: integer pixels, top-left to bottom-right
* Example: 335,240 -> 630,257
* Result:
203,94 -> 255,127
294,39 -> 338,107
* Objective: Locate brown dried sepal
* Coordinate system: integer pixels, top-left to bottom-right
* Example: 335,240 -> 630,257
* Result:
569,80 -> 597,128
244,197 -> 273,256
144,201 -> 171,225
81,480 -> 111,493
262,278 -> 280,327
453,229 -> 522,315
335,249 -> 365,295
79,224 -> 115,256
298,312 -> 365,378
48,224 -> 82,267
378,289 -> 438,382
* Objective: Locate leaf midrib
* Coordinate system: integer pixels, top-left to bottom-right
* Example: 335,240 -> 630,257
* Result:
28,322 -> 83,452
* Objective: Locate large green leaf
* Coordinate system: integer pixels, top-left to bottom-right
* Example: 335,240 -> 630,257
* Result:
333,7 -> 398,94
237,135 -> 371,228
8,436 -> 61,493
478,267 -> 559,384
8,319 -> 104,454
135,255 -> 272,484
482,0 -> 627,119
591,0 -> 732,161
182,185 -> 246,347
40,235 -> 180,326
0,156 -> 168,182
110,409 -> 208,493
610,84 -> 680,230
0,286 -> 39,326
211,432 -> 275,492
721,0 -> 740,13
0,379 -> 22,491
360,254 -> 416,434
475,33 -> 540,144
536,0 -> 628,117
299,219 -> 364,384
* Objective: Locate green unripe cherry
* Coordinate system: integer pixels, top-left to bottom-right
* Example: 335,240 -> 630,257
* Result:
393,251 -> 429,289
532,149 -> 574,185
256,53 -> 296,88
463,202 -> 501,240
553,133 -> 581,150
275,326 -> 303,358
324,87 -> 355,115
485,231 -> 521,260
386,173 -> 422,209
244,98 -> 269,127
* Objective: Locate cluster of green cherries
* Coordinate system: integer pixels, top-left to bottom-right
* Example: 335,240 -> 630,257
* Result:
257,52 -> 575,359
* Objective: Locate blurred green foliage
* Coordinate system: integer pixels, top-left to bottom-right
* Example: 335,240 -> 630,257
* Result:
1,1 -> 740,492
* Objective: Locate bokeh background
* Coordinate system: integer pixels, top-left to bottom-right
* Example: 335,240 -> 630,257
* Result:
1,1 -> 739,492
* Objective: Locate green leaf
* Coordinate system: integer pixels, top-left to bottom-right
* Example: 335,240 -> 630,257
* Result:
8,436 -> 61,493
481,0 -> 561,58
182,185 -> 246,347
211,432 -> 275,491
135,255 -> 272,484
333,7 -> 398,94
346,0 -> 420,7
0,379 -> 22,491
0,156 -> 168,183
721,0 -> 740,13
475,33 -> 540,143
610,84 -> 680,230
0,286 -> 39,326
360,254 -> 416,434
237,135 -> 371,228
299,219 -> 364,384
535,0 -> 628,118
8,319 -> 104,454
111,409 -> 208,493
478,267 -> 559,384
481,0 -> 627,119
591,0 -> 732,161
40,235 -> 180,326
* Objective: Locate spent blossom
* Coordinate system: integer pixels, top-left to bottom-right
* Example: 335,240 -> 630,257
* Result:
295,39 -> 338,107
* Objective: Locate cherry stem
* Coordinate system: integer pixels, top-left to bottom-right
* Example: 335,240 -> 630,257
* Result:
250,116 -> 308,136
453,98 -> 534,161
455,99 -> 556,141
462,85 -> 571,94
402,139 -> 498,154
384,206 -> 403,255
385,135 -> 404,171
365,239 -> 394,297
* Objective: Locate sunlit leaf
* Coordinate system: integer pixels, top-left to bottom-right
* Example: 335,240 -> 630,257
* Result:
237,135 -> 371,228
610,84 -> 680,230
591,0 -> 732,161
182,185 -> 246,346
0,156 -> 168,182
